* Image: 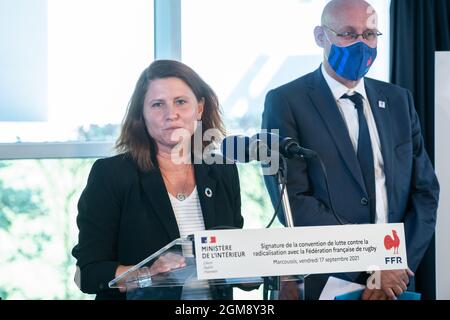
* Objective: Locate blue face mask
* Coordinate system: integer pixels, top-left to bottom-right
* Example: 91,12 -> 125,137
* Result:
327,41 -> 377,81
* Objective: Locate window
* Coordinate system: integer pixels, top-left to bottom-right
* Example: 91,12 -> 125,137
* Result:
182,0 -> 390,133
181,0 -> 391,229
0,159 -> 95,299
0,0 -> 154,299
0,0 -> 154,143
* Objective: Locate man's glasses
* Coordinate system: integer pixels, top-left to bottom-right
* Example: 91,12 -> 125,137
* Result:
323,25 -> 382,41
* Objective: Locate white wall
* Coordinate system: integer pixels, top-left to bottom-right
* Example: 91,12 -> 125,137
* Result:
435,51 -> 450,300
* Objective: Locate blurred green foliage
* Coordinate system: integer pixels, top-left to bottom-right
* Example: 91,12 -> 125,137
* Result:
0,159 -> 95,299
77,124 -> 120,142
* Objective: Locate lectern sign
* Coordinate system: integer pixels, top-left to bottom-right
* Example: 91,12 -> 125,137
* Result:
194,223 -> 408,280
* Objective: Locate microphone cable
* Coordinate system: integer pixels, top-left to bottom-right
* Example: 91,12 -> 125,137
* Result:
264,150 -> 345,227
265,154 -> 288,228
314,153 -> 345,225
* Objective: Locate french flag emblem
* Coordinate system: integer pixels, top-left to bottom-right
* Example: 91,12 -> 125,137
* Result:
201,236 -> 217,244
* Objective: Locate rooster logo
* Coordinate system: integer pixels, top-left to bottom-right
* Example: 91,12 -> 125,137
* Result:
384,230 -> 400,254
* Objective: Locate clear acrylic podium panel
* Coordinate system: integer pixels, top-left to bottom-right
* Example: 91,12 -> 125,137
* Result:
109,238 -> 306,300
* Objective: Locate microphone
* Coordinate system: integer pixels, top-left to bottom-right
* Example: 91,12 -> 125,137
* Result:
220,133 -> 317,164
254,133 -> 318,159
220,135 -> 268,163
220,133 -> 344,225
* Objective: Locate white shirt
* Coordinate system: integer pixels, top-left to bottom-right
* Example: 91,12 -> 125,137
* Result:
169,187 -> 206,256
321,65 -> 389,224
169,187 -> 212,300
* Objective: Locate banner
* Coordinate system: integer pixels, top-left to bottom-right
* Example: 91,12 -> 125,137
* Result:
194,223 -> 407,280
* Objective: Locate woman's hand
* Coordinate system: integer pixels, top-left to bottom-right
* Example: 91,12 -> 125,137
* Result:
115,253 -> 187,292
148,253 -> 187,275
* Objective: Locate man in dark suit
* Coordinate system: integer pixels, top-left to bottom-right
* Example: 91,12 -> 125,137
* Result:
262,0 -> 439,300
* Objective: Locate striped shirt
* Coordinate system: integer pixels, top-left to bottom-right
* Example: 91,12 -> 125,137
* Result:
169,187 -> 212,300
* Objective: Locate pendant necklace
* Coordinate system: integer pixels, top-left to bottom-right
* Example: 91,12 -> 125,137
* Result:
162,166 -> 190,201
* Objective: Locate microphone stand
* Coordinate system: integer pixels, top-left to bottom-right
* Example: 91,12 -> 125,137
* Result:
278,156 -> 295,228
264,155 -> 298,300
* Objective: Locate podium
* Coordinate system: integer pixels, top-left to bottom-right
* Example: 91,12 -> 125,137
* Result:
109,237 -> 306,300
109,154 -> 308,300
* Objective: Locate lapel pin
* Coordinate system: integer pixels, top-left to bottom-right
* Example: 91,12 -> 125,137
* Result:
205,187 -> 213,198
378,100 -> 386,109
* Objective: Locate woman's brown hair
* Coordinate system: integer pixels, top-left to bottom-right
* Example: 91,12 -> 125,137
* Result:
116,60 -> 225,172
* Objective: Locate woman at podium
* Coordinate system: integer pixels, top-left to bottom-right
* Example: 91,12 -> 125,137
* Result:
72,60 -> 243,300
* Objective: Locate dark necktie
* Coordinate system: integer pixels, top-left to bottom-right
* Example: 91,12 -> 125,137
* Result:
341,93 -> 376,222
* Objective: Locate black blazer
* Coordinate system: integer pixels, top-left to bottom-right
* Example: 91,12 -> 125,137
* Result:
72,153 -> 243,300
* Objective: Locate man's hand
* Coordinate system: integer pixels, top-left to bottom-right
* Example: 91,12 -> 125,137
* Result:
361,289 -> 389,300
364,268 -> 414,300
279,279 -> 300,300
380,269 -> 414,299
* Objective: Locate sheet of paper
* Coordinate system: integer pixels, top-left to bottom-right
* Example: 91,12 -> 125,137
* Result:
319,276 -> 366,300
